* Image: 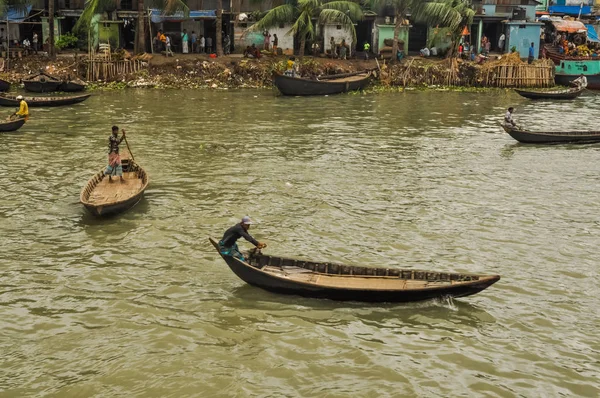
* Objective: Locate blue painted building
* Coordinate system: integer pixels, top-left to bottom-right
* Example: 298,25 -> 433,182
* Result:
505,21 -> 544,58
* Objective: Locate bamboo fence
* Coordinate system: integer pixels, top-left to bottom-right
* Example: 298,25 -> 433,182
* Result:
482,64 -> 554,88
86,59 -> 146,82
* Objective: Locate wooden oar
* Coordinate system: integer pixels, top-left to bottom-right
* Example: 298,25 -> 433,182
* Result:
122,129 -> 135,162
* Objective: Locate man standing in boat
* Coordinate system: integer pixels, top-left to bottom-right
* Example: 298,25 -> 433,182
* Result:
105,126 -> 126,183
573,73 -> 588,89
504,107 -> 517,128
219,216 -> 266,261
14,95 -> 29,120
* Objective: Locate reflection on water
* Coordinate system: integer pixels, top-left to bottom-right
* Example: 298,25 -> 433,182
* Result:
1,89 -> 600,397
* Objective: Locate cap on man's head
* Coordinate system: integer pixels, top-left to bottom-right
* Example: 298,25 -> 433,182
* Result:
16,95 -> 23,100
241,216 -> 253,225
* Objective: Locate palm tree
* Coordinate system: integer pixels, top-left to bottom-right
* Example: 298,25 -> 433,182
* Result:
75,0 -> 188,53
413,0 -> 475,57
370,0 -> 421,63
251,0 -> 363,60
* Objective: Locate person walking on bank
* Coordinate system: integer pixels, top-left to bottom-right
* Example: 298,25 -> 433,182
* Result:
528,42 -> 535,64
330,36 -> 337,58
14,95 -> 29,120
32,32 -> 38,54
498,33 -> 505,53
206,36 -> 213,53
363,41 -> 370,60
218,216 -> 266,261
199,35 -> 205,53
105,126 -> 126,183
181,29 -> 189,54
272,34 -> 278,54
191,31 -> 197,53
165,35 -> 174,57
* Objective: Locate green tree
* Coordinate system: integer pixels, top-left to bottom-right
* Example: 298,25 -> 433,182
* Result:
412,0 -> 475,57
251,0 -> 363,60
75,0 -> 188,53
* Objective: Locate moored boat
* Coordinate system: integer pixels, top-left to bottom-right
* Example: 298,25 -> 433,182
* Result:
80,152 -> 149,216
273,71 -> 371,96
514,87 -> 584,100
59,79 -> 87,92
209,237 -> 500,302
501,124 -> 600,144
0,79 -> 10,92
0,93 -> 91,107
554,59 -> 600,89
0,117 -> 26,132
22,72 -> 62,93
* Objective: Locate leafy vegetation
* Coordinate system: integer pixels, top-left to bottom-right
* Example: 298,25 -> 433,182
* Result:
55,32 -> 79,50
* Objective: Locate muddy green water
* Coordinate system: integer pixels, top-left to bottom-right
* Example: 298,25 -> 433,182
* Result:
1,89 -> 599,397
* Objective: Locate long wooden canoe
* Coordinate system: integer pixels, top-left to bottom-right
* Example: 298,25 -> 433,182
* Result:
514,87 -> 584,100
273,71 -> 371,96
80,153 -> 148,217
502,124 -> 600,144
0,117 -> 26,132
209,238 -> 500,302
22,72 -> 62,93
0,93 -> 91,107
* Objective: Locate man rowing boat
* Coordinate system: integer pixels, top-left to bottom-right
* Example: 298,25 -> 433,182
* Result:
105,126 -> 126,183
572,74 -> 588,89
504,107 -> 517,128
219,216 -> 266,261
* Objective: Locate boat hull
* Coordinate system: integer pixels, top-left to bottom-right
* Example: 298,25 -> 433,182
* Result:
0,94 -> 91,107
514,88 -> 583,99
0,118 -> 26,132
0,79 -> 10,92
273,73 -> 370,96
209,238 -> 500,303
502,125 -> 600,144
23,81 -> 62,93
554,73 -> 600,90
83,191 -> 143,216
59,82 -> 86,92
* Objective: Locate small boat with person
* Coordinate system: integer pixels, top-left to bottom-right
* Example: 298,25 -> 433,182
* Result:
0,117 -> 26,132
502,124 -> 600,144
80,146 -> 149,217
514,86 -> 584,100
273,71 -> 371,96
22,72 -> 62,93
209,237 -> 500,302
0,93 -> 91,107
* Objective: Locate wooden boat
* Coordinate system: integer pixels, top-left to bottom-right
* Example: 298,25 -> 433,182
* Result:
58,79 -> 87,92
514,87 -> 584,100
80,151 -> 149,216
209,238 -> 500,302
502,124 -> 600,144
554,59 -> 600,90
0,79 -> 10,92
0,117 -> 26,132
22,72 -> 62,93
273,71 -> 371,96
0,93 -> 91,107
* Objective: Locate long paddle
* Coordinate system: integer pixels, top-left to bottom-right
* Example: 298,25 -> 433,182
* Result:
122,129 -> 135,162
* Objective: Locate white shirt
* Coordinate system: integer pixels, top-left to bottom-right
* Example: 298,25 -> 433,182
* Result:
166,36 -> 171,45
499,34 -> 505,41
504,110 -> 515,126
200,37 -> 205,46
574,75 -> 588,88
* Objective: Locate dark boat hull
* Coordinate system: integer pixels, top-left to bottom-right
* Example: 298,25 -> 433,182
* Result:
23,80 -> 62,93
0,79 -> 10,92
59,81 -> 86,92
273,73 -> 370,96
514,87 -> 584,99
83,192 -> 143,217
0,118 -> 26,132
502,125 -> 600,144
0,94 -> 91,107
209,238 -> 499,303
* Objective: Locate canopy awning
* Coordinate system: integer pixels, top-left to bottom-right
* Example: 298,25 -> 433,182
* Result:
0,6 -> 33,23
551,19 -> 587,34
585,24 -> 599,43
150,9 -> 215,23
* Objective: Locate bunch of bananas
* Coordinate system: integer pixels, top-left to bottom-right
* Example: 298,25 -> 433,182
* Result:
576,44 -> 591,56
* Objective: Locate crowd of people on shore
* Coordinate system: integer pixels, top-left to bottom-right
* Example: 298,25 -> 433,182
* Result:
154,30 -> 230,56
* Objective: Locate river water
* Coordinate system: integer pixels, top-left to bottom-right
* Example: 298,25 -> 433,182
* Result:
1,89 -> 599,397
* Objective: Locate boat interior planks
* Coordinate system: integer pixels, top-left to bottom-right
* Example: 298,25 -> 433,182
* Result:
87,173 -> 145,205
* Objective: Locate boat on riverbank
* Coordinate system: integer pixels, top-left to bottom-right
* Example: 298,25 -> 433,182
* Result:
22,72 -> 62,93
80,151 -> 148,217
273,71 -> 371,96
59,79 -> 87,92
0,93 -> 91,107
502,125 -> 600,144
209,237 -> 500,302
514,87 -> 584,99
0,117 -> 26,132
0,79 -> 10,92
554,59 -> 600,89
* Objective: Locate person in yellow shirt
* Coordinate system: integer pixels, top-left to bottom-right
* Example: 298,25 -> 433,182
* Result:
285,56 -> 296,77
14,95 -> 29,121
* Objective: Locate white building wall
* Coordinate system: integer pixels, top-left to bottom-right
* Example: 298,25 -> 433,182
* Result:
323,24 -> 353,53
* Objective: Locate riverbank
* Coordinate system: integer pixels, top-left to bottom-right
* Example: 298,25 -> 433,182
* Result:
0,51 -> 555,90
